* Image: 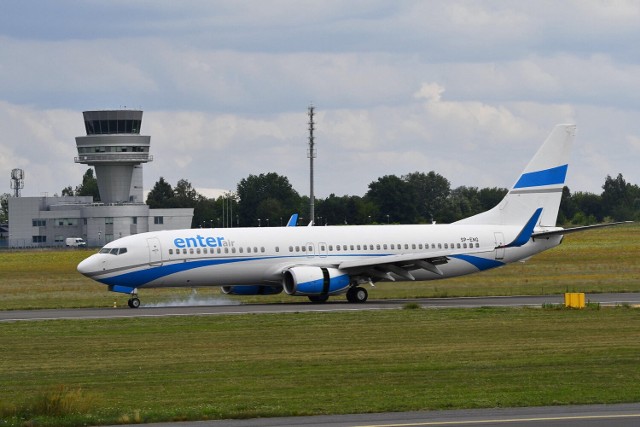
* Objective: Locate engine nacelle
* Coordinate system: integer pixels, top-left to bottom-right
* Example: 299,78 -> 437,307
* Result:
220,285 -> 282,296
282,266 -> 350,296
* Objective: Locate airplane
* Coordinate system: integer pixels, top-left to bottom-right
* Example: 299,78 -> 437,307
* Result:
77,124 -> 630,308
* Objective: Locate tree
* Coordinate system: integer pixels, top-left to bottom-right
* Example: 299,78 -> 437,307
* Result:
75,168 -> 100,201
444,186 -> 482,222
365,175 -> 416,223
556,186 -> 579,225
0,193 -> 9,223
61,186 -> 75,196
478,187 -> 508,212
403,171 -> 451,223
571,191 -> 603,224
236,173 -> 301,227
601,173 -> 639,221
146,177 -> 174,208
173,179 -> 199,207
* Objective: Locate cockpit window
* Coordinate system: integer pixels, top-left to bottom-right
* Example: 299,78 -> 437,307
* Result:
100,247 -> 128,255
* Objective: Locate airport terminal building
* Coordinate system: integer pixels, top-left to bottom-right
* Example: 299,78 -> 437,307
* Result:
7,110 -> 193,248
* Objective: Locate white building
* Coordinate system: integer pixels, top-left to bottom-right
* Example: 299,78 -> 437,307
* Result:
7,110 -> 193,247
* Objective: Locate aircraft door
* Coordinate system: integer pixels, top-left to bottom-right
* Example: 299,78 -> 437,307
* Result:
318,242 -> 328,258
147,237 -> 163,266
305,242 -> 315,258
494,232 -> 505,260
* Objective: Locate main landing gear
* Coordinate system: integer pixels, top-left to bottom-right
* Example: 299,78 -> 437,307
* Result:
346,286 -> 368,303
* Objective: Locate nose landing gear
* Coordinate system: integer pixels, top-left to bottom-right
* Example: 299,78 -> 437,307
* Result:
127,297 -> 141,308
127,289 -> 140,308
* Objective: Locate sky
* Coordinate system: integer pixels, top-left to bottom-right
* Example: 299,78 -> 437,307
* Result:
1,0 -> 639,201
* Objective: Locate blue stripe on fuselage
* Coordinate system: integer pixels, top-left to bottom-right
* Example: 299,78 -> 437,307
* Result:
450,254 -> 504,271
97,257 -> 260,288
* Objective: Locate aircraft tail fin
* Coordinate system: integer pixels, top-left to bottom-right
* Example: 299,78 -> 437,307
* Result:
455,124 -> 576,227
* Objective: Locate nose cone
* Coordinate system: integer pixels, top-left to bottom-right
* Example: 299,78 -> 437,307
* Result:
77,256 -> 96,276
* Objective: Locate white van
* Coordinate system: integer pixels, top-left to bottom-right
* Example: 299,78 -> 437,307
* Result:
65,237 -> 87,247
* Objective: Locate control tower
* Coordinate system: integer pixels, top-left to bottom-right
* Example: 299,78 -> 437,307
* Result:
75,110 -> 153,204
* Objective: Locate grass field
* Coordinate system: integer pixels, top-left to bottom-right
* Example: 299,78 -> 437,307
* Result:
0,222 -> 638,309
1,307 -> 640,426
0,223 -> 638,426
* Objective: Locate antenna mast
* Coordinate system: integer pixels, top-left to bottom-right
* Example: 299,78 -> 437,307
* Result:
307,104 -> 316,225
10,168 -> 24,197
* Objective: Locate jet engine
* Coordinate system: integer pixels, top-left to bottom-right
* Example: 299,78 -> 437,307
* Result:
282,266 -> 350,296
220,285 -> 282,295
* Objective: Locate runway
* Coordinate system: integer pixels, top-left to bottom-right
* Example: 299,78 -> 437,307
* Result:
108,403 -> 640,427
1,292 -> 639,322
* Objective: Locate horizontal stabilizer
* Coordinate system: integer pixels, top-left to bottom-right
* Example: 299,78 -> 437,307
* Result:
532,221 -> 633,238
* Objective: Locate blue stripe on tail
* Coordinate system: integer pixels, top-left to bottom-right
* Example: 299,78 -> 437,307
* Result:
514,164 -> 568,188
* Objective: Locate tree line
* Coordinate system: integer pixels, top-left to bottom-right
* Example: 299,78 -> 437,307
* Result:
1,169 -> 636,228
143,170 -> 639,228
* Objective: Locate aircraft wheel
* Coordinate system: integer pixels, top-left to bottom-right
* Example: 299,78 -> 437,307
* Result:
347,286 -> 368,303
128,298 -> 141,309
308,295 -> 329,303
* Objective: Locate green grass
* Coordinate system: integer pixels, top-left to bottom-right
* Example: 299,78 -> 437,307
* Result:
0,223 -> 638,309
1,307 -> 640,426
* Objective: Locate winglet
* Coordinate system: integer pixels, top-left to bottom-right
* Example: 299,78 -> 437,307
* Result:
286,214 -> 298,227
501,208 -> 543,248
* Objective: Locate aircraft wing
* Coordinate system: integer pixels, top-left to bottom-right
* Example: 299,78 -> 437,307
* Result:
337,246 -> 489,281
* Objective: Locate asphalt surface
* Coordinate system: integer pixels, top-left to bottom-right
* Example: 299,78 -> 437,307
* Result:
2,292 -> 640,322
107,403 -> 640,427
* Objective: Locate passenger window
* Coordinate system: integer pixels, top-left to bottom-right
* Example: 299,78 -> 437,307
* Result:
261,247 -> 265,253
357,245 -> 361,250
239,248 -> 244,253
418,244 -> 423,250
383,244 -> 388,250
289,246 -> 293,252
196,248 -> 201,254
444,244 -> 448,249
412,244 -> 416,250
376,244 -> 380,250
190,248 -> 194,254
369,245 -> 374,250
183,249 -> 187,254
224,248 -> 229,254
217,248 -> 221,254
169,249 -> 173,255
438,244 -> 442,249
275,247 -> 279,252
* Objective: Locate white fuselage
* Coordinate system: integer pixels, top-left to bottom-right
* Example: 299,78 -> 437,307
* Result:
77,223 -> 562,293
